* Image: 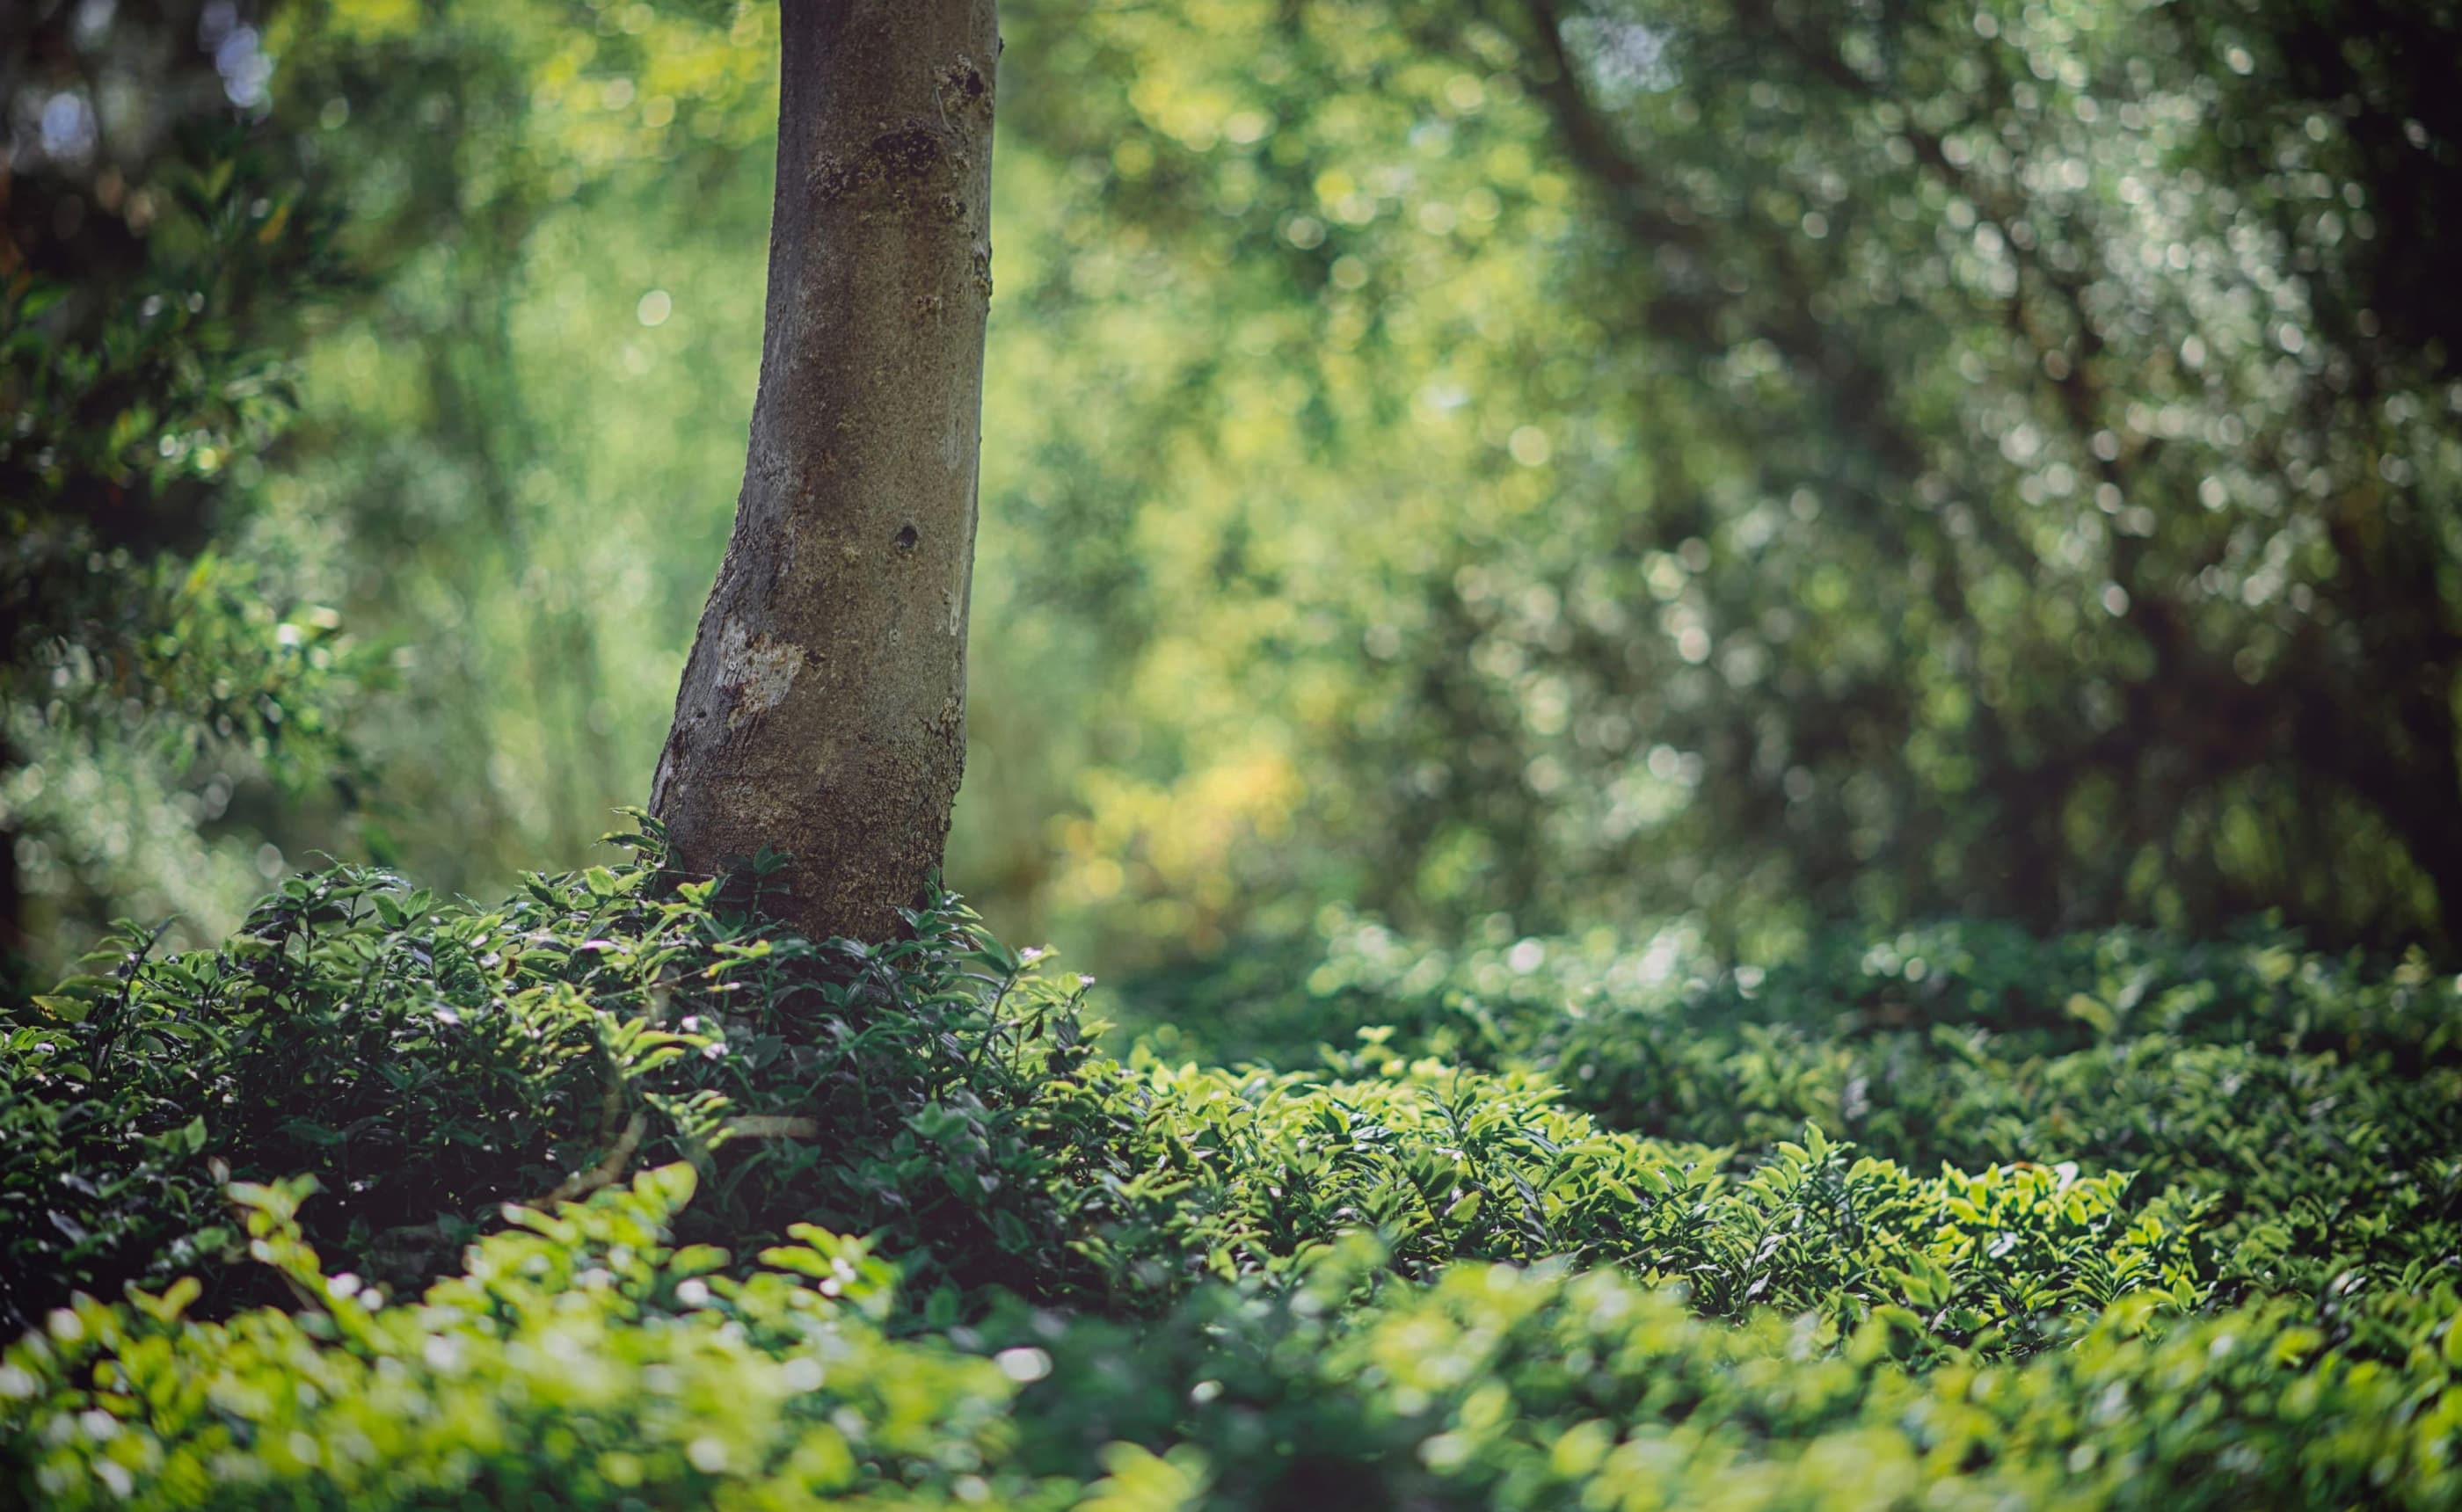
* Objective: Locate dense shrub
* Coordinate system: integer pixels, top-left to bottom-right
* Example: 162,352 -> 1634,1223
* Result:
1,836 -> 2207,1351
0,829 -> 1117,1325
1249,912 -> 2462,1298
0,1166 -> 1040,1510
4,843 -> 2459,1507
4,1167 -> 2455,1510
1009,1250 -> 2462,1511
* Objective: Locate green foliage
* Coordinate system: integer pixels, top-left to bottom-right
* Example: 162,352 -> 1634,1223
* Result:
1220,912 -> 2462,1299
210,0 -> 783,941
11,1 -> 2462,1503
6,847 -> 2458,1507
33,0 -> 2460,990
1,837 -> 2210,1353
980,0 -> 2462,962
2,8 -> 377,967
1086,1056 -> 2203,1349
1,1164 -> 1039,1510
1009,1253 -> 2462,1511
0,822 -> 1111,1326
1,1104 -> 2453,1510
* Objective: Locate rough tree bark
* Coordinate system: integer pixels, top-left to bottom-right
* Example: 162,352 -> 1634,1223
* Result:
651,1 -> 999,942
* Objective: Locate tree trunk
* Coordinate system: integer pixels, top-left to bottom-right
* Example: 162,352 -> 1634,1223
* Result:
651,0 -> 999,942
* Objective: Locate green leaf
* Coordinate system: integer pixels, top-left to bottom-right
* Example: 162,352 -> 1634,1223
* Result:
669,1244 -> 731,1277
2064,993 -> 2117,1035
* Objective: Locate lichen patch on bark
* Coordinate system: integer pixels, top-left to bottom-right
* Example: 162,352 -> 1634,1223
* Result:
717,619 -> 807,730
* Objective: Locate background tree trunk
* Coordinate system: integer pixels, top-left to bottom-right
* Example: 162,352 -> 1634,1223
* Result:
651,0 -> 999,942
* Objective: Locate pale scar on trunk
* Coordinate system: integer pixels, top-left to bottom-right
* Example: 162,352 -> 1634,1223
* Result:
717,618 -> 807,730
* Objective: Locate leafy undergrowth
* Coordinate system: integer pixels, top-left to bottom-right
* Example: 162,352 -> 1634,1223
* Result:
3,824 -> 2458,1508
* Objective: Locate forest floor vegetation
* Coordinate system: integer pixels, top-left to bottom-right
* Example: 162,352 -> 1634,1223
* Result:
4,821 -> 2458,1508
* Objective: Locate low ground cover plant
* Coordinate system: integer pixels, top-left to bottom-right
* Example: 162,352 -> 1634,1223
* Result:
1244,912 -> 2462,1303
4,828 -> 2458,1508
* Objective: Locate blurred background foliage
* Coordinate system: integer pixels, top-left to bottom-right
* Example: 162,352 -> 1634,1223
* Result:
4,0 -> 2458,992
